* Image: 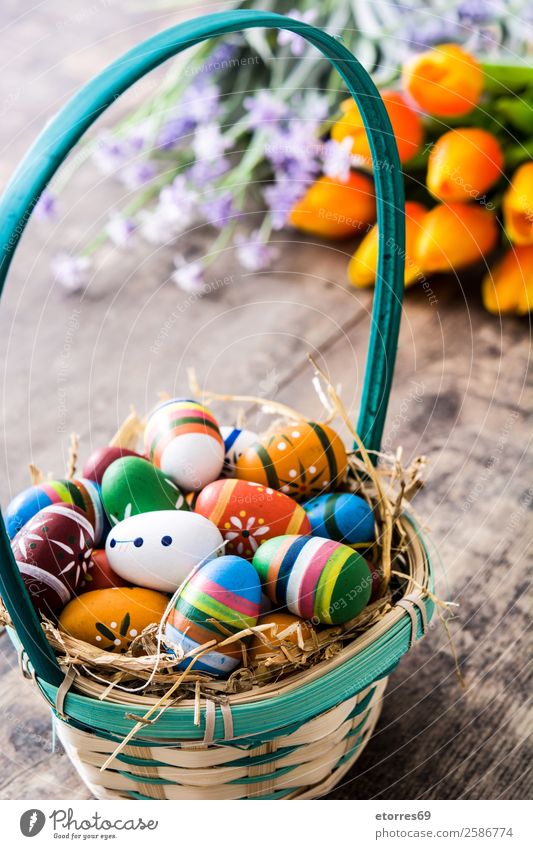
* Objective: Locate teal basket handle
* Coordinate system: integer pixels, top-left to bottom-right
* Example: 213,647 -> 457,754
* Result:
0,10 -> 405,686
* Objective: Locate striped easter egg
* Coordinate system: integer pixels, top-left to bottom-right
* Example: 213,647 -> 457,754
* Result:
5,477 -> 107,545
11,504 -> 94,617
144,398 -> 225,491
235,421 -> 347,501
194,479 -> 311,559
303,493 -> 375,546
220,426 -> 258,475
252,535 -> 372,625
165,555 -> 261,677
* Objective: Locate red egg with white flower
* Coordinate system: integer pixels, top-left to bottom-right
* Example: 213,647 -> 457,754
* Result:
194,479 -> 311,560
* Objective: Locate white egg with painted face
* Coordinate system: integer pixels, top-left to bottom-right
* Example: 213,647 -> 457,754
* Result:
105,510 -> 224,593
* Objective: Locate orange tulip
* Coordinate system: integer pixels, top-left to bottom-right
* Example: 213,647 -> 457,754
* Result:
415,202 -> 498,273
503,162 -> 533,245
427,128 -> 504,202
289,172 -> 376,239
402,44 -> 483,117
482,245 -> 533,315
348,201 -> 428,288
332,90 -> 423,165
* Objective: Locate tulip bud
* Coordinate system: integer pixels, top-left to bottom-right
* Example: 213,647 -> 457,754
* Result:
482,245 -> 533,315
503,162 -> 533,245
427,128 -> 503,202
415,202 -> 498,273
289,172 -> 376,239
402,44 -> 483,117
348,201 -> 428,288
332,91 -> 423,165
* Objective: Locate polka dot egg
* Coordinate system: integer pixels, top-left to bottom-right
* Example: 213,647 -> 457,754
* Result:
235,421 -> 347,501
59,587 -> 169,652
165,555 -> 262,677
252,534 -> 372,625
144,398 -> 225,492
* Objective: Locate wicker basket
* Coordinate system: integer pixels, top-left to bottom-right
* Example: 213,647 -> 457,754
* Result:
0,10 -> 434,800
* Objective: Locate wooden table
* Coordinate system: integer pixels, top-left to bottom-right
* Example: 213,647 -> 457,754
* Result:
0,1 -> 531,801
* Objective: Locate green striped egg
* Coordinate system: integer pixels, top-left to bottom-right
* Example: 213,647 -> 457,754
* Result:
252,534 -> 372,625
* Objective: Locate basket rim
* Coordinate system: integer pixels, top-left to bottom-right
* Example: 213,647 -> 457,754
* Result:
22,513 -> 434,743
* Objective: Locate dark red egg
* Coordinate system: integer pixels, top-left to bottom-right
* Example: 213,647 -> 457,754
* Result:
80,549 -> 131,593
82,446 -> 142,485
11,504 -> 94,617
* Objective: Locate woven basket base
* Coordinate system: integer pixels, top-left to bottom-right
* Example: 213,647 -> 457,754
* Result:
55,677 -> 387,800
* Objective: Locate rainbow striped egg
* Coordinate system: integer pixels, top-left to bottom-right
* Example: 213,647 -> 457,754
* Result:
144,398 -> 225,492
303,493 -> 375,546
165,555 -> 262,677
252,535 -> 372,625
5,478 -> 107,545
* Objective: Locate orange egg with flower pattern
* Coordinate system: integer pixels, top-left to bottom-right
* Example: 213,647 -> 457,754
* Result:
194,479 -> 311,559
235,422 -> 347,501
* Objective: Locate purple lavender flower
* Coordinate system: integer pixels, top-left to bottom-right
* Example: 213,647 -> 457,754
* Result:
278,9 -> 317,56
322,137 -> 353,182
105,215 -> 135,249
52,252 -> 91,293
265,122 -> 322,184
92,131 -> 134,175
172,255 -> 207,294
139,175 -> 197,245
244,91 -> 288,129
293,92 -> 330,124
157,115 -> 196,150
187,156 -> 230,189
235,230 -> 278,271
119,160 -> 156,190
200,192 -> 237,228
264,179 -> 306,230
198,42 -> 237,77
35,190 -> 57,221
457,0 -> 493,24
186,80 -> 222,124
193,122 -> 230,162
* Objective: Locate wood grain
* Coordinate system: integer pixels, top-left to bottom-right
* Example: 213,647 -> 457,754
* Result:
0,1 -> 531,801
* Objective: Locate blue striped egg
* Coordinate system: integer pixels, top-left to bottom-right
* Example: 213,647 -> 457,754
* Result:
220,426 -> 258,475
5,477 -> 108,546
165,555 -> 262,677
303,493 -> 375,546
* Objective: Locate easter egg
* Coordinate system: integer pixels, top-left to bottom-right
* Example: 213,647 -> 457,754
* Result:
80,549 -> 131,593
101,456 -> 188,525
11,504 -> 94,617
82,446 -> 142,485
250,612 -> 312,662
194,479 -> 311,559
105,510 -> 224,593
252,535 -> 372,625
220,426 -> 258,475
235,421 -> 347,501
303,492 -> 375,545
144,398 -> 224,491
5,477 -> 107,545
165,555 -> 261,676
59,587 -> 169,652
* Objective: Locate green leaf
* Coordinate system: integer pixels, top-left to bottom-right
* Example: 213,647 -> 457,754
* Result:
481,61 -> 533,95
495,97 -> 533,134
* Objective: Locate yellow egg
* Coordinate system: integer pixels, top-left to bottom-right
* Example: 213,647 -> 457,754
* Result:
59,587 -> 169,653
